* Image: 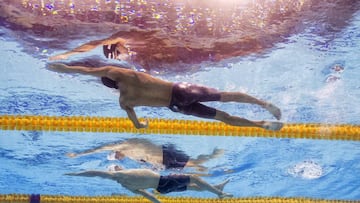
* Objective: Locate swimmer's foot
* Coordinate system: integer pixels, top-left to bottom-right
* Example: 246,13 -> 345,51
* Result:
264,103 -> 282,120
194,148 -> 224,164
219,192 -> 233,199
215,179 -> 230,191
151,189 -> 161,195
262,121 -> 284,131
212,148 -> 225,158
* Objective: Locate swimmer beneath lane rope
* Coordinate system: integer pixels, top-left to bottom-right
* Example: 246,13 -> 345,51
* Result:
47,63 -> 283,131
66,166 -> 232,203
67,138 -> 224,171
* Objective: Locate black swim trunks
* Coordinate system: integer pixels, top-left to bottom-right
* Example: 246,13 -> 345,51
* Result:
162,144 -> 190,169
169,82 -> 221,118
156,174 -> 191,194
101,77 -> 119,89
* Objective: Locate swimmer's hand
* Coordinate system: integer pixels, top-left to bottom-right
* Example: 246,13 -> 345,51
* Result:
135,119 -> 149,129
66,153 -> 77,158
49,54 -> 68,61
262,121 -> 283,131
117,53 -> 131,61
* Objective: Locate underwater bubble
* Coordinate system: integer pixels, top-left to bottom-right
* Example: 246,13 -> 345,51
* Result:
325,75 -> 341,83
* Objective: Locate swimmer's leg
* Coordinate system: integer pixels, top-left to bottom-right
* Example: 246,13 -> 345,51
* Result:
219,92 -> 281,120
214,109 -> 283,131
187,175 -> 233,198
179,103 -> 283,131
188,84 -> 281,120
187,148 -> 224,171
176,103 -> 216,119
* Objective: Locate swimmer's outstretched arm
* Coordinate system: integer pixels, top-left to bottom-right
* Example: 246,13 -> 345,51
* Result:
65,171 -> 115,180
67,142 -> 124,158
49,37 -> 127,61
66,148 -> 101,158
47,63 -> 113,77
49,39 -> 106,60
133,189 -> 161,203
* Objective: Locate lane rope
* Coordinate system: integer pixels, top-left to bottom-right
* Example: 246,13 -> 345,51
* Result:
0,194 -> 358,203
0,115 -> 359,141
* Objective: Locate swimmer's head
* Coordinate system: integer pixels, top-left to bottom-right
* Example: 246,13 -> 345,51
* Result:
107,164 -> 123,171
107,151 -> 125,160
101,77 -> 119,89
103,43 -> 131,61
332,64 -> 344,73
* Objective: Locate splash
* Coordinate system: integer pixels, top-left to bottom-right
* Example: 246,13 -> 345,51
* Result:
288,160 -> 323,179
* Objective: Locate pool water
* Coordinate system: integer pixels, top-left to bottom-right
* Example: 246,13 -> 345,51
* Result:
1,0 -> 360,201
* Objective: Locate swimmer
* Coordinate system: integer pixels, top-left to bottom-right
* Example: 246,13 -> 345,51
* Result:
47,63 -> 283,130
49,36 -> 131,61
48,31 -> 184,69
67,138 -> 224,171
47,31 -> 257,70
66,166 -> 233,203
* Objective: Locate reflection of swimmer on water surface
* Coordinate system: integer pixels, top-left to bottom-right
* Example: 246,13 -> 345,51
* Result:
3,0 -> 359,70
49,29 -> 246,70
67,138 -> 224,172
66,166 -> 232,203
47,63 -> 283,130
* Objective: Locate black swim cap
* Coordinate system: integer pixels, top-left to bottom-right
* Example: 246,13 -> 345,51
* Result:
101,77 -> 119,89
103,44 -> 120,59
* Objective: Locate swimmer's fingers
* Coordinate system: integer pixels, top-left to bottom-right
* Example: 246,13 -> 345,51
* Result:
66,153 -> 77,158
64,172 -> 77,176
133,119 -> 149,129
139,119 -> 149,128
262,121 -> 283,131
